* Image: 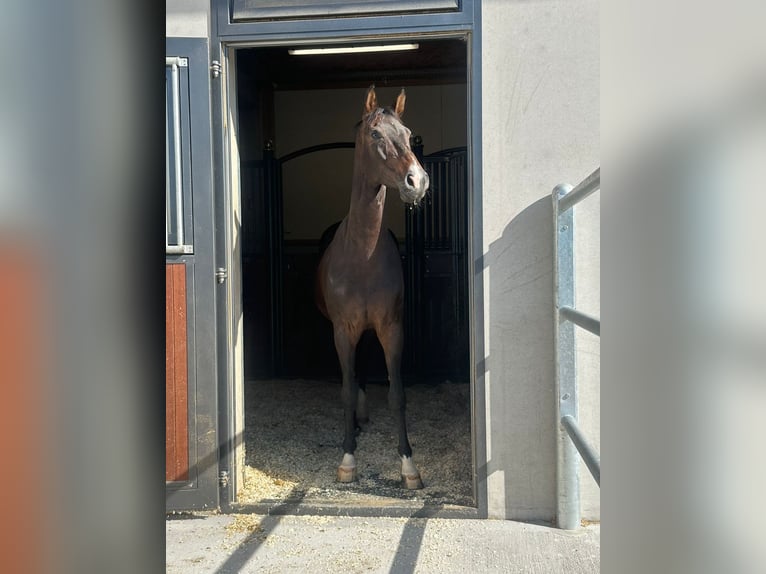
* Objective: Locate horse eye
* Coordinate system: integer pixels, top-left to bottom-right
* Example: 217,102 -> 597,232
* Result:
371,130 -> 382,140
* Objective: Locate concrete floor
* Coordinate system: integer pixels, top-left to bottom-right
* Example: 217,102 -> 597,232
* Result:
166,512 -> 600,573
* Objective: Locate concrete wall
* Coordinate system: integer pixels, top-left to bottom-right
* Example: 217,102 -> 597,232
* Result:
479,0 -> 600,521
166,0 -> 209,38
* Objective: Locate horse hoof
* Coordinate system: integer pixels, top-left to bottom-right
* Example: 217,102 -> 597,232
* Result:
338,465 -> 357,483
402,473 -> 424,490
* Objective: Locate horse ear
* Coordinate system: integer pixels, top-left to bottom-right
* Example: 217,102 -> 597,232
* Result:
394,89 -> 406,117
364,85 -> 377,116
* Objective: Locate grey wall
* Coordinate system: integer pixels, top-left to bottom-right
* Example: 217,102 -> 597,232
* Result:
479,0 -> 600,521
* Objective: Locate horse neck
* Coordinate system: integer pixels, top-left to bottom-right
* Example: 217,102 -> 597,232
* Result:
345,147 -> 386,255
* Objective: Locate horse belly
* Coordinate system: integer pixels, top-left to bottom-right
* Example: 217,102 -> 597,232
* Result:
367,287 -> 403,327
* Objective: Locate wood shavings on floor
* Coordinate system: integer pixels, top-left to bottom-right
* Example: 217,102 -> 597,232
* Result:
238,378 -> 474,509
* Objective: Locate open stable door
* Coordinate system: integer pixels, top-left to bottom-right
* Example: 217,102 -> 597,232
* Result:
166,38 -> 219,511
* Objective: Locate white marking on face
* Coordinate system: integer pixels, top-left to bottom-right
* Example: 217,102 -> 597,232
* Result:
374,185 -> 386,206
376,146 -> 387,161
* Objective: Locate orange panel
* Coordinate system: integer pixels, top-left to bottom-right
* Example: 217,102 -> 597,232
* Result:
166,263 -> 189,482
0,246 -> 47,573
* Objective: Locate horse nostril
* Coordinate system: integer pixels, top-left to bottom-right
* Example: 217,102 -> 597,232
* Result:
406,173 -> 416,188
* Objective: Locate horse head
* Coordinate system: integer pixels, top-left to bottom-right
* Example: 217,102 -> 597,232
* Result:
359,85 -> 429,206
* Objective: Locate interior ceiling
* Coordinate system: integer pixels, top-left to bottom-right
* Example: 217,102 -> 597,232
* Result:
237,38 -> 467,91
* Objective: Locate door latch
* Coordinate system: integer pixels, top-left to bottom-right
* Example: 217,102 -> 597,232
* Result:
215,268 -> 227,284
210,60 -> 221,78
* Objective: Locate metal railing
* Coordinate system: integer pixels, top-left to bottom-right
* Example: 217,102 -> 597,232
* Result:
553,167 -> 600,530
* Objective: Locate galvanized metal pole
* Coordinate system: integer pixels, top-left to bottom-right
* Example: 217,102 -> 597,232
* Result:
553,183 -> 580,529
559,306 -> 601,337
165,85 -> 170,252
558,168 -> 600,214
170,60 -> 184,247
561,415 -> 600,486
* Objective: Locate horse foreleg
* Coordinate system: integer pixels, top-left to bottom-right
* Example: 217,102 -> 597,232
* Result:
354,331 -> 374,429
379,323 -> 423,490
334,327 -> 359,483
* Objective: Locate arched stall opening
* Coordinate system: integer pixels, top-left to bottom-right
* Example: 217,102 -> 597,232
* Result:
235,38 -> 474,509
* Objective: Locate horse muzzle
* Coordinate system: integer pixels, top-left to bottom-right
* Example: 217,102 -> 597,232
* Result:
399,162 -> 429,205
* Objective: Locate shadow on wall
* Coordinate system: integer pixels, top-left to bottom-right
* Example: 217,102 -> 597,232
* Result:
483,195 -> 556,521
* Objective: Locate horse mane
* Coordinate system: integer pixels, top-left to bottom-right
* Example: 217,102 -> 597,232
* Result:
354,107 -> 397,131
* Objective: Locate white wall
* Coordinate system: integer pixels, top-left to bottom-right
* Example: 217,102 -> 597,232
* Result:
479,0 -> 600,521
166,0 -> 209,38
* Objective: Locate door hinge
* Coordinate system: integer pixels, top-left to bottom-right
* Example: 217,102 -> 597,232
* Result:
215,268 -> 227,284
218,470 -> 229,488
210,60 -> 221,78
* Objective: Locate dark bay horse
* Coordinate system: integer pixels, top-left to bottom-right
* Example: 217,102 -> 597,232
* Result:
316,86 -> 429,489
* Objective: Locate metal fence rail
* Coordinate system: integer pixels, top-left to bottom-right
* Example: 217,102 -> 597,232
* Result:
553,167 -> 600,530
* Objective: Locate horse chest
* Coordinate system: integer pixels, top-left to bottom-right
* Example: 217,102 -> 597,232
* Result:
327,261 -> 393,299
324,253 -> 401,316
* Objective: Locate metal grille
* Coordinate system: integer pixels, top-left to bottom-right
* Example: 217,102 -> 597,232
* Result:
407,147 -> 470,376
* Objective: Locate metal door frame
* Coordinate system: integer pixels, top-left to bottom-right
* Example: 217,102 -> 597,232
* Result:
166,36 -> 220,511
209,0 -> 487,516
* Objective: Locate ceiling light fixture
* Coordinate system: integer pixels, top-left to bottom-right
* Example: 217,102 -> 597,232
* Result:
288,43 -> 419,56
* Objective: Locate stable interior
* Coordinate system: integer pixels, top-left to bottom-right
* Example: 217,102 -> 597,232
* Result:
235,37 -> 474,509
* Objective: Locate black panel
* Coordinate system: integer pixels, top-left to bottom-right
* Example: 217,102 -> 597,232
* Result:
236,42 -> 466,91
241,159 -> 273,378
231,0 -> 459,22
408,147 -> 469,378
280,242 -> 339,377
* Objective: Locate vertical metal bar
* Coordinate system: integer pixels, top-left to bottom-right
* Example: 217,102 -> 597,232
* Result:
439,161 -> 445,246
165,81 -> 171,251
411,139 -> 425,376
171,62 -> 184,246
275,161 -> 284,374
263,143 -> 278,374
427,162 -> 434,246
554,182 -> 580,529
414,179 -> 424,375
404,192 -> 414,371
458,153 -> 467,333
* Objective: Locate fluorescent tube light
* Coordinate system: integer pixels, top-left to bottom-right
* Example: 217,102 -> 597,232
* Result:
288,44 -> 419,56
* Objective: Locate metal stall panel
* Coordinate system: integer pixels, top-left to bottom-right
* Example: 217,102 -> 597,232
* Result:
166,38 -> 219,511
410,147 -> 469,378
